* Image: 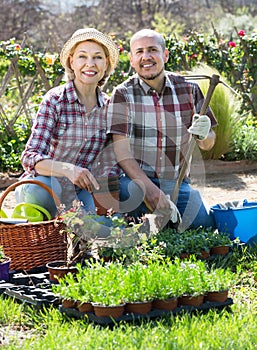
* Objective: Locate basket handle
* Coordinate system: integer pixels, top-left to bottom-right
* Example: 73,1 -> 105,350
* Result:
0,179 -> 61,211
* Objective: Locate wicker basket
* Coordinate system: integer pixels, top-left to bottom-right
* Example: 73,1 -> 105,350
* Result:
0,179 -> 67,271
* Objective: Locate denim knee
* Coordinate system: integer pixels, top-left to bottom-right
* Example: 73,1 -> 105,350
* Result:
15,175 -> 62,218
119,174 -> 147,218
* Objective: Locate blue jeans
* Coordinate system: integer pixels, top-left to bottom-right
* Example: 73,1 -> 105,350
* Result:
15,175 -> 96,218
119,174 -> 215,230
15,175 -> 121,239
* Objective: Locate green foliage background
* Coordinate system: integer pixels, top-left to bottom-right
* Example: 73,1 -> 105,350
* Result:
1,26 -> 257,171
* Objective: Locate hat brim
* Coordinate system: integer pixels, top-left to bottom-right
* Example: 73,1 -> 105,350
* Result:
12,203 -> 52,222
60,28 -> 119,74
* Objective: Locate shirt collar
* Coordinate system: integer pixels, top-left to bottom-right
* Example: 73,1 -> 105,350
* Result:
65,80 -> 107,107
136,72 -> 169,95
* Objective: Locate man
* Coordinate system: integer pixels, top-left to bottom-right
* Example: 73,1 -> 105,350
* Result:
107,29 -> 217,230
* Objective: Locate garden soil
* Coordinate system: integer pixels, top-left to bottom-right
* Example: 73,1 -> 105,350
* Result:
0,160 -> 257,215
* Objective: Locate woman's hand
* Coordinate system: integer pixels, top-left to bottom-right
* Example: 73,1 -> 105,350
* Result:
35,160 -> 99,192
66,165 -> 100,192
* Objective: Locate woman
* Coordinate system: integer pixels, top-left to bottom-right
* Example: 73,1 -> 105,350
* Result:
16,28 -> 120,218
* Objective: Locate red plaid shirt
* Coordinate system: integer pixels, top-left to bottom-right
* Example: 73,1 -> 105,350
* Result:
22,80 -> 119,177
107,72 -> 217,179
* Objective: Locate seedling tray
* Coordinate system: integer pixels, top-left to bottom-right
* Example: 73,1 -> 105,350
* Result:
59,298 -> 234,326
1,269 -> 233,322
0,268 -> 60,309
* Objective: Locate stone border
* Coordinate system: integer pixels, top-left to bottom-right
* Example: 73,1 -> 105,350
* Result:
192,160 -> 257,175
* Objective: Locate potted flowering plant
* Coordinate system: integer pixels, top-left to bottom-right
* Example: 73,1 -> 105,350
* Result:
204,267 -> 236,302
150,260 -> 181,311
207,230 -> 233,255
122,261 -> 155,314
46,201 -> 98,282
177,259 -> 207,307
0,245 -> 11,282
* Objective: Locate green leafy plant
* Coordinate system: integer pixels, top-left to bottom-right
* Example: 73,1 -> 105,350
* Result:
207,230 -> 233,248
84,261 -> 125,307
150,260 -> 183,300
189,64 -> 241,160
224,113 -> 257,161
60,200 -> 144,266
121,261 -> 155,302
177,259 -> 208,297
204,267 -> 237,292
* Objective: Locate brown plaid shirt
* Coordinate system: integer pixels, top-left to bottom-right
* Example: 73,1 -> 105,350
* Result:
107,72 -> 217,179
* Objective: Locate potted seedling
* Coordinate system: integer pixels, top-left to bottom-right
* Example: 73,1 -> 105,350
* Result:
122,261 -> 155,314
86,261 -> 126,318
177,259 -> 208,307
204,267 -> 236,302
151,261 -> 181,311
208,230 -> 233,255
0,245 -> 11,282
146,229 -> 184,260
53,264 -> 93,312
179,229 -> 210,258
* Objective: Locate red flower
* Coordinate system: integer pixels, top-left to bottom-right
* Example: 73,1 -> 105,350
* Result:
228,41 -> 236,48
188,53 -> 198,60
15,44 -> 21,51
119,45 -> 124,53
238,30 -> 245,37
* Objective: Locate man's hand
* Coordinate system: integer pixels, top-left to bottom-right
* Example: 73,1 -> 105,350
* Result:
144,183 -> 171,212
150,194 -> 181,223
188,114 -> 211,140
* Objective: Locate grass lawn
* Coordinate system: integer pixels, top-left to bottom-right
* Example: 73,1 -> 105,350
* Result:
1,246 -> 257,349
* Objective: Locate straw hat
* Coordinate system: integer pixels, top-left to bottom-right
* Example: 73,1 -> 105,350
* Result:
60,28 -> 119,74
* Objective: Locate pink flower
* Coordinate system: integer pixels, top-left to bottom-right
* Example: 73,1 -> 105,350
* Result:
228,41 -> 236,48
238,30 -> 245,37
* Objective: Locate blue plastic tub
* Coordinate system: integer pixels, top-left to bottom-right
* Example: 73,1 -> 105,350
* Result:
211,200 -> 257,244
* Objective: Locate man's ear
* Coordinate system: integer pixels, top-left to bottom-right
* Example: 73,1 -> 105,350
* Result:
164,48 -> 169,63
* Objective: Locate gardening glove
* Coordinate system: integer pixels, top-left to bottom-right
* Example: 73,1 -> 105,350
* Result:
188,114 -> 211,140
165,195 -> 181,224
155,195 -> 181,225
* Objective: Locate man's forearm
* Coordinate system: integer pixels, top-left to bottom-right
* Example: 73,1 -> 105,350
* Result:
118,158 -> 154,189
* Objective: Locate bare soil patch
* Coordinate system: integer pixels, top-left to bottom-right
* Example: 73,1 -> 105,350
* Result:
193,170 -> 257,206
